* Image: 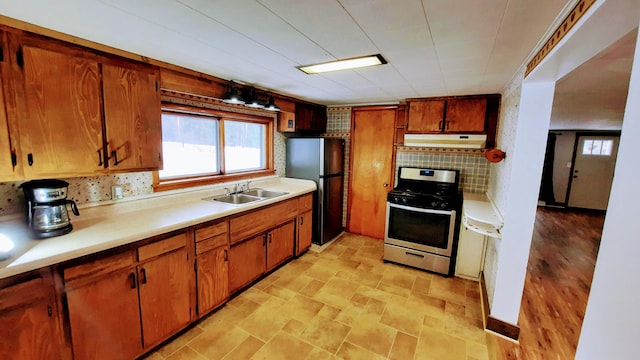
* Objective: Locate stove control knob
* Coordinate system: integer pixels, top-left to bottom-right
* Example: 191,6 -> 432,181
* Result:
401,197 -> 408,204
431,201 -> 438,208
441,202 -> 448,209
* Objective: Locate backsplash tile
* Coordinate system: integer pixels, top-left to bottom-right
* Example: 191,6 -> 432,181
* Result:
395,151 -> 490,193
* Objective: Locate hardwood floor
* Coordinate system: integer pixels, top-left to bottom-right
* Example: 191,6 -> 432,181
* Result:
492,207 -> 605,359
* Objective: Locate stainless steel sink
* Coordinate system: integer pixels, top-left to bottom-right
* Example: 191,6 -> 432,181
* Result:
206,193 -> 262,205
242,189 -> 288,198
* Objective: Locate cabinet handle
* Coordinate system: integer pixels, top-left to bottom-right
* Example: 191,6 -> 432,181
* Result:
262,234 -> 267,247
129,272 -> 137,289
97,149 -> 103,166
140,268 -> 147,284
445,121 -> 450,130
268,233 -> 272,244
300,216 -> 304,226
224,249 -> 228,261
27,153 -> 33,166
438,120 -> 444,131
110,150 -> 119,166
47,305 -> 52,317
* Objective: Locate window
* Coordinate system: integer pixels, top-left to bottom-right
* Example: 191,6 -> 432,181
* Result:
582,139 -> 613,156
154,105 -> 274,191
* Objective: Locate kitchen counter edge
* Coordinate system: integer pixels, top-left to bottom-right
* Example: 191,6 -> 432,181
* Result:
0,177 -> 317,280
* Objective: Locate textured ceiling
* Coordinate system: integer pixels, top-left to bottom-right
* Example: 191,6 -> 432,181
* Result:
0,0 -> 635,130
0,0 -> 572,105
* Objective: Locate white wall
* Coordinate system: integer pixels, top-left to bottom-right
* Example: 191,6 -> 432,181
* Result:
575,21 -> 640,359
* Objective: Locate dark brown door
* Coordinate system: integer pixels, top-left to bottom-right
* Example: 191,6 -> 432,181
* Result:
348,107 -> 396,239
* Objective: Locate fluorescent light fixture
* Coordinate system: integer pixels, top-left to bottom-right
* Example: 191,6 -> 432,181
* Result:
298,54 -> 387,74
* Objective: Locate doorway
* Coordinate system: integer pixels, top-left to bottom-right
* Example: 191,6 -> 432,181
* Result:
347,106 -> 396,239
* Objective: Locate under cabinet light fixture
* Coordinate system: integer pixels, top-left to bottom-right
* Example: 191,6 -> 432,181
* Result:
222,81 -> 245,104
298,54 -> 387,74
244,88 -> 265,109
264,96 -> 280,111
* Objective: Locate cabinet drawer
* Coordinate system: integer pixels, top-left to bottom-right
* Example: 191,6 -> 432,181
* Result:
230,199 -> 298,244
138,233 -> 186,262
64,250 -> 136,286
298,194 -> 313,213
195,221 -> 228,242
196,233 -> 228,255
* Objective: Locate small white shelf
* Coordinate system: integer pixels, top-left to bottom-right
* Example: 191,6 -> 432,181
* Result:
462,193 -> 503,239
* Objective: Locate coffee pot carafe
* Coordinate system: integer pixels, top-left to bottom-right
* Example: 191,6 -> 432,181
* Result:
20,179 -> 80,238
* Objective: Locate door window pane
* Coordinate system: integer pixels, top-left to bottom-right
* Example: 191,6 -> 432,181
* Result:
159,113 -> 219,179
582,139 -> 614,156
224,120 -> 266,172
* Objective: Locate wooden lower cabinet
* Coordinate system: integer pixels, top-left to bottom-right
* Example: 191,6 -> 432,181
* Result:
229,220 -> 296,293
0,276 -> 63,360
196,245 -> 229,315
267,220 -> 296,270
66,266 -> 143,360
138,247 -> 191,348
64,233 -> 192,359
297,210 -> 313,255
229,234 -> 267,293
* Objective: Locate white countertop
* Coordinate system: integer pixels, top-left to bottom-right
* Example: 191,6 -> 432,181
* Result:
462,192 -> 504,238
0,177 -> 316,280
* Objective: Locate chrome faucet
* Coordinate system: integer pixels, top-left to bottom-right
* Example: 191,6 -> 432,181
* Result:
245,180 -> 252,192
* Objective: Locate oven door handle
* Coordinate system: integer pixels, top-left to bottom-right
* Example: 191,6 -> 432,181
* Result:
388,202 -> 455,216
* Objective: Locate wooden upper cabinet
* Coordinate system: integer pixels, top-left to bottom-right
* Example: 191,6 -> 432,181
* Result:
4,31 -> 163,180
445,98 -> 487,132
15,40 -> 105,178
292,103 -> 327,132
406,99 -> 445,133
0,275 -> 63,360
0,32 -> 19,181
102,62 -> 162,171
406,97 -> 487,134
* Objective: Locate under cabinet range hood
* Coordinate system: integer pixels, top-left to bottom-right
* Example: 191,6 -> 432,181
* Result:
404,134 -> 487,149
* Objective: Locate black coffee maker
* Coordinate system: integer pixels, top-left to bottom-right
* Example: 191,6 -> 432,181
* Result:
21,179 -> 80,238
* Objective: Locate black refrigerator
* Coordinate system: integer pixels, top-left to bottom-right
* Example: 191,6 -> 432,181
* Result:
286,138 -> 344,245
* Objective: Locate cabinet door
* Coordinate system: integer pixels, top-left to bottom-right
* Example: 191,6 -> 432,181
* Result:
102,63 -> 162,171
295,104 -> 314,130
0,278 -> 61,360
267,220 -> 295,270
0,77 -> 16,180
406,99 -> 445,133
138,248 -> 191,348
229,234 -> 266,293
444,98 -> 486,132
296,210 -> 313,255
66,267 -> 143,360
17,41 -> 104,178
197,245 -> 229,315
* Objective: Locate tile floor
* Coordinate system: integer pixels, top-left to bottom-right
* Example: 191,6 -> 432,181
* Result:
145,233 -> 490,360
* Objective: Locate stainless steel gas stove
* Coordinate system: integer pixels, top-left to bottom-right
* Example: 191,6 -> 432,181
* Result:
384,167 -> 462,276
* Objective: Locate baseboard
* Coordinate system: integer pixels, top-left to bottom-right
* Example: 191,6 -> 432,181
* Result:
479,272 -> 491,329
480,271 -> 520,342
486,316 -> 520,341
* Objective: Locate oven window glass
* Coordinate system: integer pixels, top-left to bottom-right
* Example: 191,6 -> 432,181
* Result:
388,206 -> 451,249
